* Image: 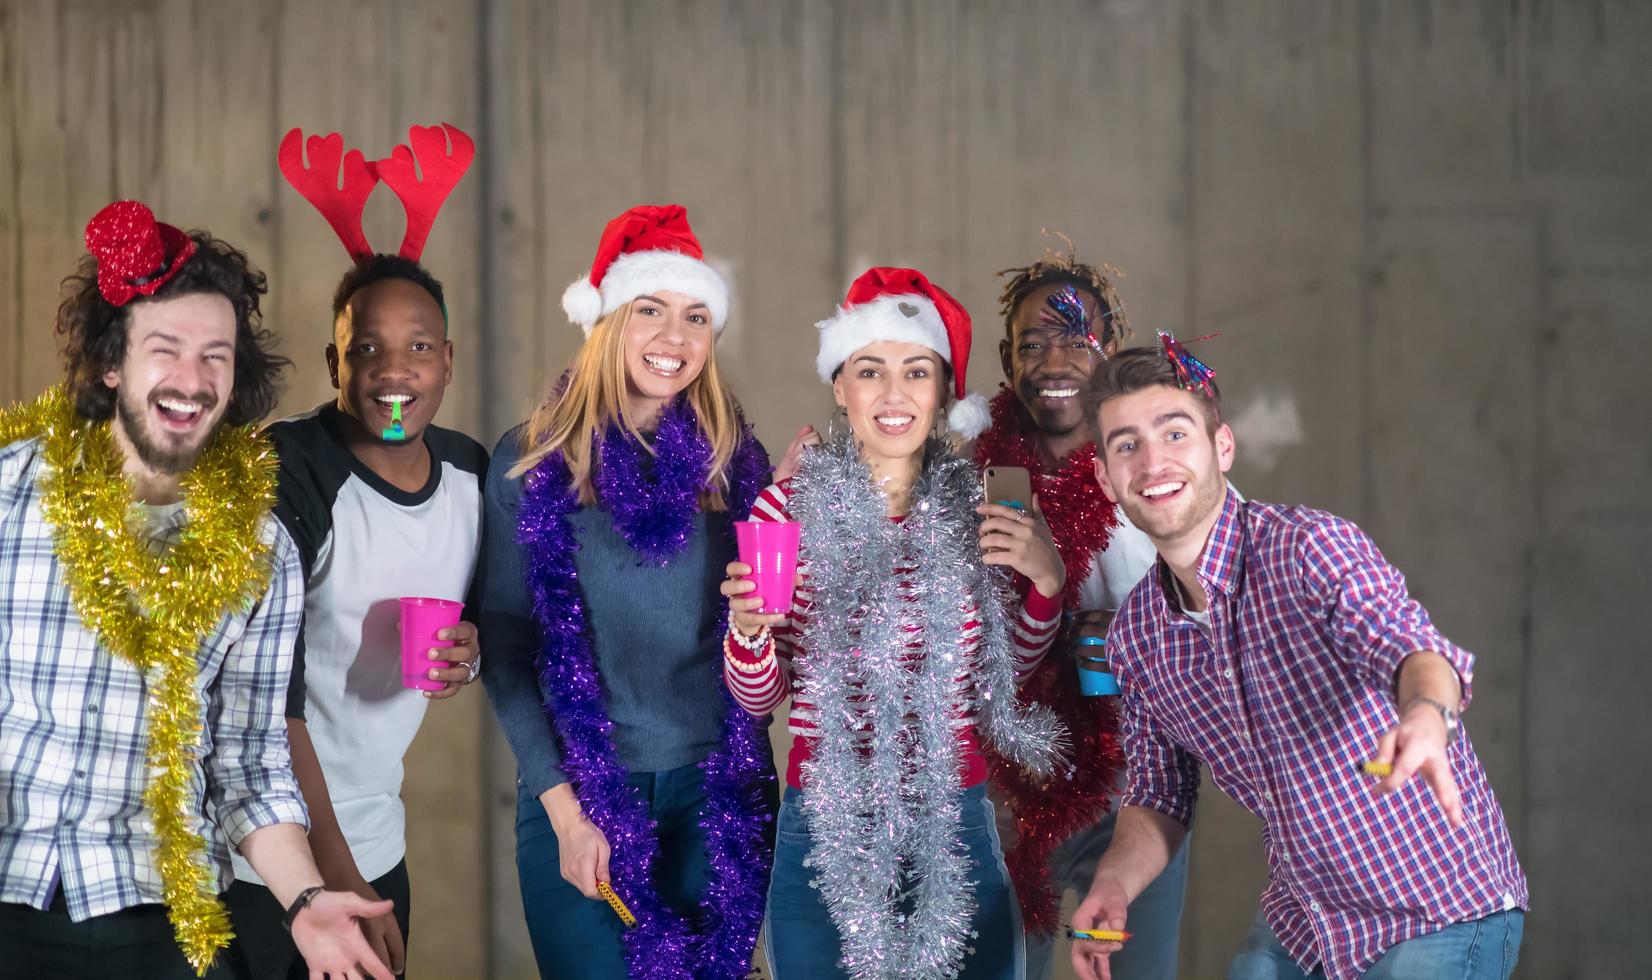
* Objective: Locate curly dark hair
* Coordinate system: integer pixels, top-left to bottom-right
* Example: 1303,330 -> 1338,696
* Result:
55,231 -> 288,426
331,253 -> 448,332
996,231 -> 1131,346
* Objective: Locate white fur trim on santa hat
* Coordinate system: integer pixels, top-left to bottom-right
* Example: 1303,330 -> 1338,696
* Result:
563,249 -> 731,336
562,277 -> 603,333
947,391 -> 991,439
814,293 -> 951,383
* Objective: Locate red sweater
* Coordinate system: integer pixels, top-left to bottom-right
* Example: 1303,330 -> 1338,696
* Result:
724,479 -> 1063,789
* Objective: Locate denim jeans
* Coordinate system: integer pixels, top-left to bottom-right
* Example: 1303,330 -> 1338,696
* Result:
513,764 -> 776,979
1226,908 -> 1525,980
1022,809 -> 1190,980
765,784 -> 1024,980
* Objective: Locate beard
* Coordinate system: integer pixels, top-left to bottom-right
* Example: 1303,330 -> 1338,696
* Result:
114,386 -> 224,475
1122,465 -> 1227,544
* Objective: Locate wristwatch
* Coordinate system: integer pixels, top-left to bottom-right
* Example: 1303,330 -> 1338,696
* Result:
1404,697 -> 1459,745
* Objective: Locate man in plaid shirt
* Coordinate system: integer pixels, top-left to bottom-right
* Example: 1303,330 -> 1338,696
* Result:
1070,346 -> 1527,980
0,202 -> 396,979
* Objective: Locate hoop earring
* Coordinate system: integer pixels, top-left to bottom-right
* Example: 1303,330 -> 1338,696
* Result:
826,406 -> 850,441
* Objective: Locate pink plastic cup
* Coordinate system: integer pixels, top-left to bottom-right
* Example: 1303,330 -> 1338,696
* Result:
399,596 -> 464,692
734,521 -> 801,615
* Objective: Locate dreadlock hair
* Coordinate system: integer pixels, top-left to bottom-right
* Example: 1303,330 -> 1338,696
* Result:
996,230 -> 1131,346
331,254 -> 448,335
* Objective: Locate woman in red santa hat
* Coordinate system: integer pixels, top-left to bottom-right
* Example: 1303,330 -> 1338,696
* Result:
478,205 -> 792,978
721,268 -> 1072,980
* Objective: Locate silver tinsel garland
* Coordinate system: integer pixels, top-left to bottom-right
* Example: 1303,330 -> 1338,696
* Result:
787,433 -> 1070,979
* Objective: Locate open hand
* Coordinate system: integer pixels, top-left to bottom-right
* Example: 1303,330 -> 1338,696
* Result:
774,425 -> 823,483
290,890 -> 398,980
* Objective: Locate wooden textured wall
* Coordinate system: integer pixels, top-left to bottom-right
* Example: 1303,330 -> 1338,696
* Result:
2,3 -> 1648,978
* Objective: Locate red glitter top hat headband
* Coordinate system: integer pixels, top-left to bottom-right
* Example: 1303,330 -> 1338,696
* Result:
83,201 -> 197,307
278,123 -> 474,263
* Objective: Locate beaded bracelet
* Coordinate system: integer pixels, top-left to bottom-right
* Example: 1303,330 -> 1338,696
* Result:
723,630 -> 775,673
728,623 -> 771,653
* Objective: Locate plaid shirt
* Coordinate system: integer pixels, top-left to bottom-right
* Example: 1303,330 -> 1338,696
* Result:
0,436 -> 309,921
1111,489 -> 1527,980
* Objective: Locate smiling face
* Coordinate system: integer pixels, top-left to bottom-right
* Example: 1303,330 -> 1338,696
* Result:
1093,384 -> 1233,546
1000,281 -> 1116,441
327,277 -> 452,442
832,340 -> 948,467
102,292 -> 238,474
621,290 -> 713,420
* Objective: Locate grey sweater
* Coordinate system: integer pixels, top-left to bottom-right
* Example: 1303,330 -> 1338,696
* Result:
477,425 -> 743,796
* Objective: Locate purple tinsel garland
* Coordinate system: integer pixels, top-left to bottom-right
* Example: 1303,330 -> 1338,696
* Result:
517,397 -> 774,979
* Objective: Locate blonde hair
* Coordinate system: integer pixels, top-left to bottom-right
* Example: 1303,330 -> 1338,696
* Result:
508,302 -> 743,509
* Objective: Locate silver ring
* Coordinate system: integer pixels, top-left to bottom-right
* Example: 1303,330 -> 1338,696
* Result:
463,658 -> 481,684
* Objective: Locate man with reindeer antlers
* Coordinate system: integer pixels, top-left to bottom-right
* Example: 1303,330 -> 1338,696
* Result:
220,123 -> 488,980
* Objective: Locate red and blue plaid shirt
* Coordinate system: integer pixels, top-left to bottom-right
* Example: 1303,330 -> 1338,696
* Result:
1110,489 -> 1527,979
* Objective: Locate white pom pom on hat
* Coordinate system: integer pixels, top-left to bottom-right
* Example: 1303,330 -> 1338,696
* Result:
946,391 -> 991,440
561,204 -> 730,336
814,267 -> 989,436
561,276 -> 603,329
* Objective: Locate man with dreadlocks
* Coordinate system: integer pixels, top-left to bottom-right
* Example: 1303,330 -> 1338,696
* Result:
971,237 -> 1190,980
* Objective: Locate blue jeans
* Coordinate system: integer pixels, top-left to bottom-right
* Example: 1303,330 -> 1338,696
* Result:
514,765 -> 775,979
1023,809 -> 1190,980
1226,909 -> 1525,980
765,784 -> 1024,980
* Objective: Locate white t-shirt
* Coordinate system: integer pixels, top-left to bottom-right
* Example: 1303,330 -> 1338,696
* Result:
1077,506 -> 1160,613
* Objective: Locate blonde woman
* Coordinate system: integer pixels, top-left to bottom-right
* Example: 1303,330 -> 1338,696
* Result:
479,206 -> 797,978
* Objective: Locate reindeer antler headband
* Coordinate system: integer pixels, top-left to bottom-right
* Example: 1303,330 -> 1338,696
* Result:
278,123 -> 474,263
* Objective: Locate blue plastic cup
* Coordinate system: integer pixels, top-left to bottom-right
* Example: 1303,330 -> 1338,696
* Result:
1075,635 -> 1120,696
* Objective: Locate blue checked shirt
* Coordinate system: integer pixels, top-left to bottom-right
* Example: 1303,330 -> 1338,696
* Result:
0,435 -> 309,921
1110,489 -> 1527,980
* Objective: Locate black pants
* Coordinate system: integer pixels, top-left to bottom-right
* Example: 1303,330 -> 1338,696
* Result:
0,886 -> 240,980
220,859 -> 411,980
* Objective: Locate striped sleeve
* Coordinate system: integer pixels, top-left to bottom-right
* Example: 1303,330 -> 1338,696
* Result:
1009,582 -> 1063,682
722,481 -> 796,716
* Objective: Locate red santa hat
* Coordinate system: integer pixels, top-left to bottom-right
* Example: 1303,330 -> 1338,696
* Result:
562,204 -> 730,335
814,266 -> 991,439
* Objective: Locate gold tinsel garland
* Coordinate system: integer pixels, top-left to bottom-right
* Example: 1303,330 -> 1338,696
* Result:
0,385 -> 277,974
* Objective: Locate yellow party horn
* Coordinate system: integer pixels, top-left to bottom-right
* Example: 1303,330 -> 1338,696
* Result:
597,880 -> 637,928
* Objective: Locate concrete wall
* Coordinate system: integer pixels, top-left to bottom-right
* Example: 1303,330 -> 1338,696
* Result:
1,2 -> 1647,977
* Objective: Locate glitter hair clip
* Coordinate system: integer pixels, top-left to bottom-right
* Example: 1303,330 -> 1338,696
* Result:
1038,284 -> 1128,355
1157,330 -> 1220,397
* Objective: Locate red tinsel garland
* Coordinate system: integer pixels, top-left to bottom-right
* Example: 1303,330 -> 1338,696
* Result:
973,388 -> 1128,934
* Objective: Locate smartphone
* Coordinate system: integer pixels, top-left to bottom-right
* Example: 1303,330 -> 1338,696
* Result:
982,465 -> 1034,512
